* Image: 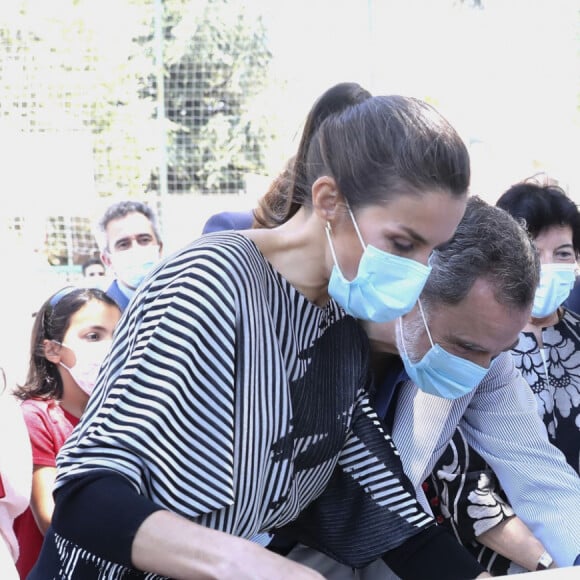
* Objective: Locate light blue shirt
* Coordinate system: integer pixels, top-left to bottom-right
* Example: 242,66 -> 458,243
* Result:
392,351 -> 580,567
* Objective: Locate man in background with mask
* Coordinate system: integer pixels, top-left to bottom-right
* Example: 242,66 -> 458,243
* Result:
96,200 -> 163,312
284,196 -> 580,577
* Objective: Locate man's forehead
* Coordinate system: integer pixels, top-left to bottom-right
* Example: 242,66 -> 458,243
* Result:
429,286 -> 529,355
106,213 -> 154,239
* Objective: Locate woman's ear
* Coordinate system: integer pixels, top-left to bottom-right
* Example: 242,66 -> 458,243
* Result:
311,176 -> 345,223
43,339 -> 62,364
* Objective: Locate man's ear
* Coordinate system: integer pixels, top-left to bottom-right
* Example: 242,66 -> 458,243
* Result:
311,176 -> 344,223
43,339 -> 62,364
100,251 -> 112,268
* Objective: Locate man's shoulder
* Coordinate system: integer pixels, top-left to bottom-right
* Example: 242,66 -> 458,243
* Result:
202,211 -> 254,234
105,279 -> 130,311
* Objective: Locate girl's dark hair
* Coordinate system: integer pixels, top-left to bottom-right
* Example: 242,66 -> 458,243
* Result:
496,181 -> 580,256
14,286 -> 118,402
256,82 -> 470,227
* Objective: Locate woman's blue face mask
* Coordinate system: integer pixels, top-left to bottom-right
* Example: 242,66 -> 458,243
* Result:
326,207 -> 432,323
398,302 -> 490,399
532,262 -> 576,318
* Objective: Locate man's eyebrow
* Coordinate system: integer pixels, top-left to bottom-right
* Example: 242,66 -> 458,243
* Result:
459,342 -> 486,352
446,335 -> 486,352
455,338 -> 519,354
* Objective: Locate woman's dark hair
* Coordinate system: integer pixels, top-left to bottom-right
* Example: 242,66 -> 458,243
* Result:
14,286 -> 118,402
254,156 -> 296,228
256,82 -> 470,227
496,181 -> 580,256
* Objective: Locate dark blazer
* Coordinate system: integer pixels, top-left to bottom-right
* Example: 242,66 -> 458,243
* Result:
106,279 -> 130,312
202,211 -> 254,234
564,276 -> 580,315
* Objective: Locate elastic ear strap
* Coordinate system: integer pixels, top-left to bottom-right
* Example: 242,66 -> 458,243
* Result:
397,317 -> 411,358
417,300 -> 435,347
346,204 -> 366,249
325,222 -> 340,266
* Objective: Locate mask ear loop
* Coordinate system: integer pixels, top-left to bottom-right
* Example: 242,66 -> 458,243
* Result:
325,222 -> 341,267
417,299 -> 435,348
397,316 -> 412,359
345,204 -> 366,251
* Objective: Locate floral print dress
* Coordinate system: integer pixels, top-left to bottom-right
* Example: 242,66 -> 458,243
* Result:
512,308 -> 580,473
426,307 -> 580,575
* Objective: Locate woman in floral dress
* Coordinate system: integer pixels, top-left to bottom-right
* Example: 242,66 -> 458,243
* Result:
498,181 -> 580,474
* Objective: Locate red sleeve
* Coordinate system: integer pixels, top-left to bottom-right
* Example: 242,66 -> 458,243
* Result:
21,401 -> 73,468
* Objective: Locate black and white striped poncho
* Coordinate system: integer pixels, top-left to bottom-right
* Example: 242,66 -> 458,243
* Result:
51,232 -> 433,578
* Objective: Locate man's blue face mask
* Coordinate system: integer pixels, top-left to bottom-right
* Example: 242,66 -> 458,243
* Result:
398,301 -> 490,400
326,206 -> 432,323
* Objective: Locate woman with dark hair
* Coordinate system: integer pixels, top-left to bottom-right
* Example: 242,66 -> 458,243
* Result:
426,181 -> 580,575
499,179 -> 580,317
31,83 -> 489,579
12,286 -> 120,578
496,182 -> 580,473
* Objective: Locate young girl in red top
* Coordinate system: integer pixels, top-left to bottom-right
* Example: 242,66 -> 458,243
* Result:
12,286 -> 120,578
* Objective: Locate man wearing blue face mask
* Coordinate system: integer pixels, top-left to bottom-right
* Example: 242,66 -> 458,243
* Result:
96,200 -> 163,312
283,196 -> 580,578
418,182 -> 580,577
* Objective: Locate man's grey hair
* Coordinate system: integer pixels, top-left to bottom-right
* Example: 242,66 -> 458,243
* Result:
96,200 -> 162,253
422,195 -> 540,310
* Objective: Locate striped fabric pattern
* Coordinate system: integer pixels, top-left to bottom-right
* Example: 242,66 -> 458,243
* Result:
53,232 -> 433,577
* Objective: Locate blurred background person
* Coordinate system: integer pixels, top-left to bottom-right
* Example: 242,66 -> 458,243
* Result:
79,257 -> 109,291
0,367 -> 32,580
81,257 -> 106,280
12,287 -> 120,578
95,200 -> 163,312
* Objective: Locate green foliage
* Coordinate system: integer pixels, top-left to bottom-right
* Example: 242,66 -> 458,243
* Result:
0,0 -> 275,200
153,0 -> 274,193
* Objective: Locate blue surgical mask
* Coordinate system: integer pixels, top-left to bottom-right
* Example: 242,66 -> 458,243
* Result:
532,262 -> 577,318
326,207 -> 431,323
398,302 -> 489,399
110,245 -> 160,290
